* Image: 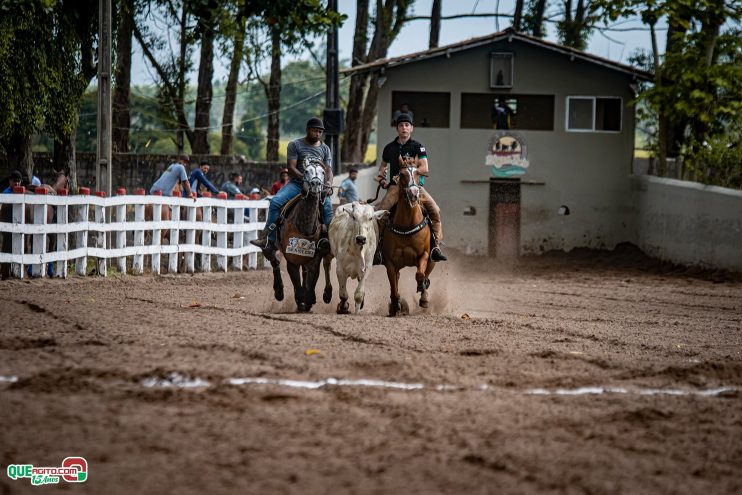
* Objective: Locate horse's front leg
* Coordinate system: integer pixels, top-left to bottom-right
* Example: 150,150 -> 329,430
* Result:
415,250 -> 430,294
286,262 -> 305,312
322,254 -> 333,304
264,249 -> 284,301
302,258 -> 322,311
385,263 -> 401,316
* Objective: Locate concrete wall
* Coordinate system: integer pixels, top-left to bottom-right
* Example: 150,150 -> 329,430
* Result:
631,175 -> 742,272
376,39 -> 639,255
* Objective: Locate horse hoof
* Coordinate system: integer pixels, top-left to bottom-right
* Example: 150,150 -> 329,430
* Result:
297,303 -> 308,313
360,297 -> 365,310
400,298 -> 410,315
388,301 -> 401,317
336,301 -> 350,315
275,288 -> 284,301
419,298 -> 429,308
323,287 -> 332,304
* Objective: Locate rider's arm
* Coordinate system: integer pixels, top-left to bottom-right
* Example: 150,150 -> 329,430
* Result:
195,169 -> 219,194
286,158 -> 302,180
376,160 -> 389,187
416,157 -> 429,176
286,141 -> 302,180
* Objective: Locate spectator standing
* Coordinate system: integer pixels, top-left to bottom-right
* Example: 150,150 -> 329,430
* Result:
188,161 -> 219,197
338,167 -> 359,204
271,168 -> 290,195
492,98 -> 514,130
393,103 -> 414,126
150,154 -> 194,197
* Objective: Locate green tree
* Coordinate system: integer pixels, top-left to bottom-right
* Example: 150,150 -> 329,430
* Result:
597,0 -> 741,186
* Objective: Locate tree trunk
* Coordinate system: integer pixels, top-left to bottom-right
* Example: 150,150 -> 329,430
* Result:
429,0 -> 441,48
341,0 -> 370,162
523,0 -> 548,37
7,133 -> 34,182
221,11 -> 247,155
193,12 -> 215,155
359,73 -> 381,161
112,0 -> 133,153
650,23 -> 667,176
265,26 -> 282,162
513,0 -> 524,31
343,0 -> 410,162
53,130 -> 77,192
176,5 -> 188,153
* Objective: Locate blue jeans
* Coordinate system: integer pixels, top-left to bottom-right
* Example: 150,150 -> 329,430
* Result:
266,180 -> 333,241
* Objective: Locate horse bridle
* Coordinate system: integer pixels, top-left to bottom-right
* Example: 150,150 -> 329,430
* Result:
301,161 -> 325,198
400,165 -> 421,205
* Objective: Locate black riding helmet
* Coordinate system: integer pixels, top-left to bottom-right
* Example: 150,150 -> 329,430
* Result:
306,117 -> 325,130
395,113 -> 413,126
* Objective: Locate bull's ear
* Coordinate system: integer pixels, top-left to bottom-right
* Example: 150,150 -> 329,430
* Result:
374,210 -> 389,220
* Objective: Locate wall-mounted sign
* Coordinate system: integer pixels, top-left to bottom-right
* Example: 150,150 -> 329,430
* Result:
485,131 -> 529,178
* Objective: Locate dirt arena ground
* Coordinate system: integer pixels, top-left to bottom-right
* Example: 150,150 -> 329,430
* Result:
1,245 -> 741,494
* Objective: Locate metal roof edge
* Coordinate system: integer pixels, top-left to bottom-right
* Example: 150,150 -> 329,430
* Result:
341,30 -> 652,81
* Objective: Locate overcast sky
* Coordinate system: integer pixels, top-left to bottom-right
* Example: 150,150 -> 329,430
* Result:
131,0 -> 664,85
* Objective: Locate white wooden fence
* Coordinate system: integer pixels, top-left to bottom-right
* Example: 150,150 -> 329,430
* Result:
0,187 -> 270,278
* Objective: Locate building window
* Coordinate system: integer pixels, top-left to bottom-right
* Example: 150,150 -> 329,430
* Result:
490,52 -> 513,88
391,91 -> 450,128
461,93 -> 554,130
566,96 -> 622,132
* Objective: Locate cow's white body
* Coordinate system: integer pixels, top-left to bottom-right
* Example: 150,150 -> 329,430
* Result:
329,202 -> 387,314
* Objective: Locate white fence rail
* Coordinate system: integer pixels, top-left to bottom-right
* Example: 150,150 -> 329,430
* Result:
0,188 -> 269,278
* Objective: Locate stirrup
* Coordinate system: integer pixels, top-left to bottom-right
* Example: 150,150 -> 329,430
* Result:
373,249 -> 383,266
250,223 -> 277,249
317,237 -> 330,255
250,237 -> 270,249
431,246 -> 447,262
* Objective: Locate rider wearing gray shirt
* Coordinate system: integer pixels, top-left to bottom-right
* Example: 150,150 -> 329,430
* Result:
287,137 -> 332,180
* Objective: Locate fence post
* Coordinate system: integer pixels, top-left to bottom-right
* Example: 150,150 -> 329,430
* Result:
133,188 -> 146,274
246,203 -> 259,269
200,192 -> 212,272
31,187 -> 48,278
56,188 -> 69,278
11,186 -> 26,279
232,194 -> 245,271
151,191 -> 162,275
94,191 -> 107,276
216,192 -> 228,272
168,196 -> 180,274
75,187 -> 90,276
184,192 -> 196,273
116,187 -> 127,273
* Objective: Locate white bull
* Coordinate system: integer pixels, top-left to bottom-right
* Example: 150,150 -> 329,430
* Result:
329,202 -> 387,314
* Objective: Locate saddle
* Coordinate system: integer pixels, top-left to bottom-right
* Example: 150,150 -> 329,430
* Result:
277,195 -> 327,265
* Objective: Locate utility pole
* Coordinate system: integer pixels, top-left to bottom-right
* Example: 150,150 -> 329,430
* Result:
97,0 -> 113,196
324,0 -> 343,176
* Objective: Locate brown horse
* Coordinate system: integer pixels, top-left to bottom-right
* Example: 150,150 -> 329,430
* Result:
381,158 -> 435,316
264,161 -> 332,312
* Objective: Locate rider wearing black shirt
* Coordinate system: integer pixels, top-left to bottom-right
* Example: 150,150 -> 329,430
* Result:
375,112 -> 446,262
